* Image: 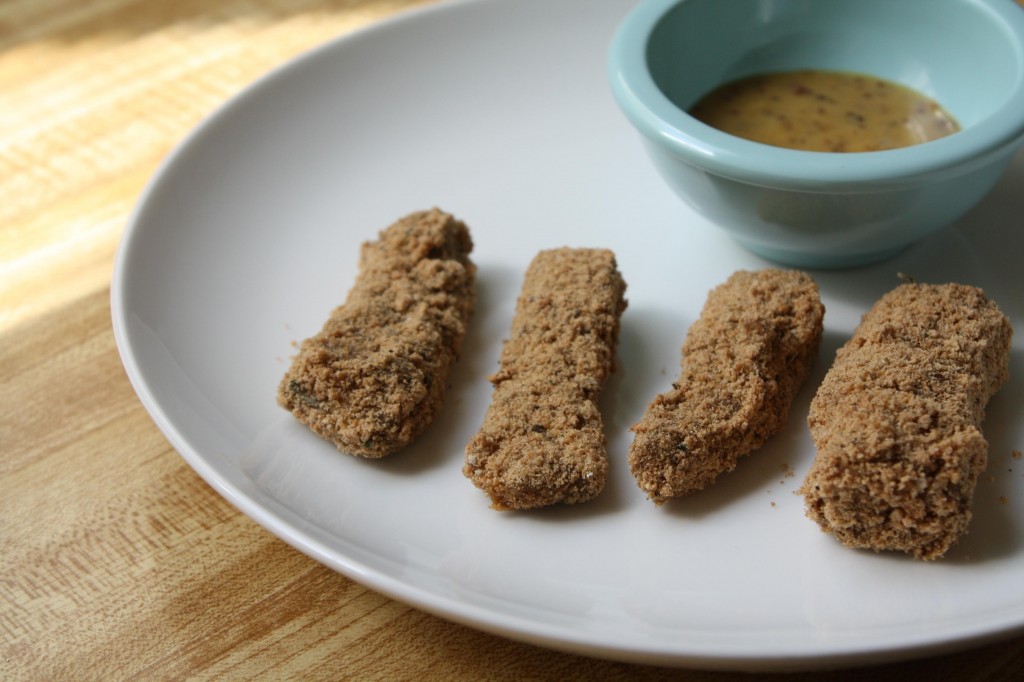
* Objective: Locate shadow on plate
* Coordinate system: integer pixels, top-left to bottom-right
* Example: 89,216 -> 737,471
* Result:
811,148 -> 1024,320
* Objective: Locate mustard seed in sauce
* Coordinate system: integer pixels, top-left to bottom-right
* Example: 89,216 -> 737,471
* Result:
690,70 -> 960,152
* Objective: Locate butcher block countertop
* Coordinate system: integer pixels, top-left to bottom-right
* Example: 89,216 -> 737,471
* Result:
3,0 -> 1023,678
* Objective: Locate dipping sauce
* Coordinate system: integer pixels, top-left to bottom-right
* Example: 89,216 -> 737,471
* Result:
689,70 -> 960,152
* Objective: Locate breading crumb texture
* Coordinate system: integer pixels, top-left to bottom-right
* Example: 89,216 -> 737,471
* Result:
463,248 -> 627,510
799,283 -> 1012,560
277,208 -> 476,458
629,269 -> 824,503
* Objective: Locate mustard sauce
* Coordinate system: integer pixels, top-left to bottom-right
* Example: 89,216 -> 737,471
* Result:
689,70 -> 960,152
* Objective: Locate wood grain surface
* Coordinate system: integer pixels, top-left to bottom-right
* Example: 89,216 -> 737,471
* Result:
3,1 -> 1023,679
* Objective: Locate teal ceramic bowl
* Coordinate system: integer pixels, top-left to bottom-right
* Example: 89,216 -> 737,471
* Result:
609,0 -> 1024,268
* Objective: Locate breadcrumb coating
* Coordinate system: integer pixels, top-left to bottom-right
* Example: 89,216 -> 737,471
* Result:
463,248 -> 627,510
277,208 -> 475,458
800,282 -> 1012,560
629,269 -> 824,503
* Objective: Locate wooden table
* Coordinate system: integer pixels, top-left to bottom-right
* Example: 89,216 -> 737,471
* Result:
3,0 -> 1023,678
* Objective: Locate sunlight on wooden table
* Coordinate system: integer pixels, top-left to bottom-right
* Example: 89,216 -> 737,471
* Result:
0,0 -> 434,332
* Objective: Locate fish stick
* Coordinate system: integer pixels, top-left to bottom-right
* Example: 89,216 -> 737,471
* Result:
629,269 -> 824,502
799,282 -> 1012,560
277,208 -> 475,458
463,248 -> 627,510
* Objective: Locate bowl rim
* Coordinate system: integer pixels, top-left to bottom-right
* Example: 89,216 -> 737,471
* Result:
608,0 -> 1024,191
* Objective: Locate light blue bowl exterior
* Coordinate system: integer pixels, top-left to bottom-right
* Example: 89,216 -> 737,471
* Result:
609,0 -> 1024,267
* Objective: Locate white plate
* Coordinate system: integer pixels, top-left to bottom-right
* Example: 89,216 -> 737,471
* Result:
111,0 -> 1024,671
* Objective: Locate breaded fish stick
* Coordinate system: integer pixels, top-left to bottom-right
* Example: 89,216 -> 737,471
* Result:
463,248 -> 627,510
629,269 -> 824,503
277,208 -> 475,458
800,283 -> 1011,560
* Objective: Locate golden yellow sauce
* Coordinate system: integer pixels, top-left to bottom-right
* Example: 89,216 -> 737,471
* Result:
689,70 -> 959,152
